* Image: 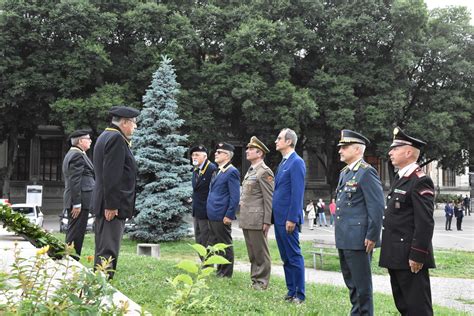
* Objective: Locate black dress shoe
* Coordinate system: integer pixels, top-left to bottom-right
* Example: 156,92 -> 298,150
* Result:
284,295 -> 294,301
292,297 -> 304,304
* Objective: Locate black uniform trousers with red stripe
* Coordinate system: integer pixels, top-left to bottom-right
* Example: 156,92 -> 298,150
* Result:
379,165 -> 436,316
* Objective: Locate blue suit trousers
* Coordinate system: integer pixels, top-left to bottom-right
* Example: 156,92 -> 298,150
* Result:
274,224 -> 305,300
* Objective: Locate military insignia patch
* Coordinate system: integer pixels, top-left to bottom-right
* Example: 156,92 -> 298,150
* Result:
266,175 -> 274,183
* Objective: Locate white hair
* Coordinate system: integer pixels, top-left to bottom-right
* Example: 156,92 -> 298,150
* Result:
70,137 -> 80,146
281,128 -> 298,148
354,144 -> 366,155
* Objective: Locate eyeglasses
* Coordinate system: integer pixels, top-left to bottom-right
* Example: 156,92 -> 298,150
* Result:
127,119 -> 137,125
215,150 -> 228,155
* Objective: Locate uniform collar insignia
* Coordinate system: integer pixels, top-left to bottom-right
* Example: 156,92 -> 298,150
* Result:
105,127 -> 131,147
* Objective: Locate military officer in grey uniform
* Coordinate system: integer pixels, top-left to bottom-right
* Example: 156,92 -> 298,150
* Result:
335,130 -> 384,316
239,136 -> 274,290
379,127 -> 435,316
92,106 -> 140,279
62,129 -> 94,258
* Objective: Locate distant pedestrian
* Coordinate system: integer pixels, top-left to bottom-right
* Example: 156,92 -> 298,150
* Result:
316,199 -> 327,227
329,199 -> 336,227
306,201 -> 316,230
454,202 -> 463,231
463,195 -> 470,216
444,202 -> 454,231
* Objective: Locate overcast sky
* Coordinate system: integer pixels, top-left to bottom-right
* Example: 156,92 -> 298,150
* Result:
425,0 -> 473,17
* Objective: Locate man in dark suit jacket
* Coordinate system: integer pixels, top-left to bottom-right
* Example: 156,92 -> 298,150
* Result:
92,106 -> 140,279
335,130 -> 384,316
206,142 -> 240,277
379,127 -> 435,316
272,128 -> 306,304
190,145 -> 217,248
62,129 -> 94,258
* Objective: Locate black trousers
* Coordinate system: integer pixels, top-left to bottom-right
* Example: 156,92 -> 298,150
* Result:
208,220 -> 234,277
193,217 -> 210,247
445,216 -> 452,230
66,208 -> 90,258
456,216 -> 463,230
388,269 -> 433,316
338,249 -> 374,316
94,216 -> 125,279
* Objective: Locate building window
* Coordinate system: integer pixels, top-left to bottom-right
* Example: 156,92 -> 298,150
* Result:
442,168 -> 456,187
40,139 -> 63,181
12,139 -> 30,181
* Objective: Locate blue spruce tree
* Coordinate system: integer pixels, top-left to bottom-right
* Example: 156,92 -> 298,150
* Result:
129,56 -> 192,242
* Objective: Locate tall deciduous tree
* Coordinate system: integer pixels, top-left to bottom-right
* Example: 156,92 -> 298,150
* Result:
129,56 -> 192,242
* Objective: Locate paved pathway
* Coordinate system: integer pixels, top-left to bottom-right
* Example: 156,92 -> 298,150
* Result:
234,262 -> 474,313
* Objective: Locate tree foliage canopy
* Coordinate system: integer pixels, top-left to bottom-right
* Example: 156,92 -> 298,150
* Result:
1,0 -> 472,195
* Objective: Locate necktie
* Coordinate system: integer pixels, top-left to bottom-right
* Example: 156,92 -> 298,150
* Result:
276,158 -> 287,175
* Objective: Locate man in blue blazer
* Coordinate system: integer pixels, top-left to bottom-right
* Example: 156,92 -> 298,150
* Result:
190,145 -> 217,248
207,142 -> 240,277
272,128 -> 306,304
335,130 -> 384,316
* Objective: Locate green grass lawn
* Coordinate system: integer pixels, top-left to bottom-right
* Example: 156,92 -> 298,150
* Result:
61,233 -> 474,279
55,233 -> 472,315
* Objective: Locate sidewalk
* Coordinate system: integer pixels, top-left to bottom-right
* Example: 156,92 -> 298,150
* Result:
234,262 -> 474,313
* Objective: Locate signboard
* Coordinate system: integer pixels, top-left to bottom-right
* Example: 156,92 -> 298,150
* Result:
26,185 -> 43,207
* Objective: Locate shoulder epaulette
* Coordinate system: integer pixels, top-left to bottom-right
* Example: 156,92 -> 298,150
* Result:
360,161 -> 369,169
415,168 -> 426,178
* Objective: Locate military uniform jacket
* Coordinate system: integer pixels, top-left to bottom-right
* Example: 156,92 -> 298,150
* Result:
91,126 -> 137,219
62,146 -> 95,210
379,164 -> 436,269
335,159 -> 384,250
192,159 -> 217,219
239,162 -> 274,230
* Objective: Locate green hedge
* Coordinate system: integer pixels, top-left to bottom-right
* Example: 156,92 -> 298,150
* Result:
0,204 -> 66,259
435,194 -> 464,204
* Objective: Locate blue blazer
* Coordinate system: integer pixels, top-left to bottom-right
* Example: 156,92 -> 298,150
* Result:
206,164 -> 240,221
272,152 -> 306,226
192,160 -> 217,219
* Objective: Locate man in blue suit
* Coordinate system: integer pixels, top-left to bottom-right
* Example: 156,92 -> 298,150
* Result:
335,130 -> 384,316
190,145 -> 217,249
207,142 -> 240,277
272,128 -> 306,304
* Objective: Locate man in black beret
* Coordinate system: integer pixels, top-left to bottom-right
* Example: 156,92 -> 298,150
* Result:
206,142 -> 240,277
379,127 -> 436,316
190,145 -> 217,251
62,129 -> 94,258
91,106 -> 140,279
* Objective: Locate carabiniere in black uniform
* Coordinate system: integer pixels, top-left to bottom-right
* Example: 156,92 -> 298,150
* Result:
379,127 -> 435,316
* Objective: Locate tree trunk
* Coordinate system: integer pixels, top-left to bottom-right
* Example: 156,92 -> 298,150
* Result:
2,128 -> 19,199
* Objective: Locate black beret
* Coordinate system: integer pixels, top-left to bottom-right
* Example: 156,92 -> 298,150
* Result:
69,129 -> 91,139
215,142 -> 235,152
109,106 -> 140,118
189,145 -> 208,155
337,129 -> 370,146
390,126 -> 426,149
